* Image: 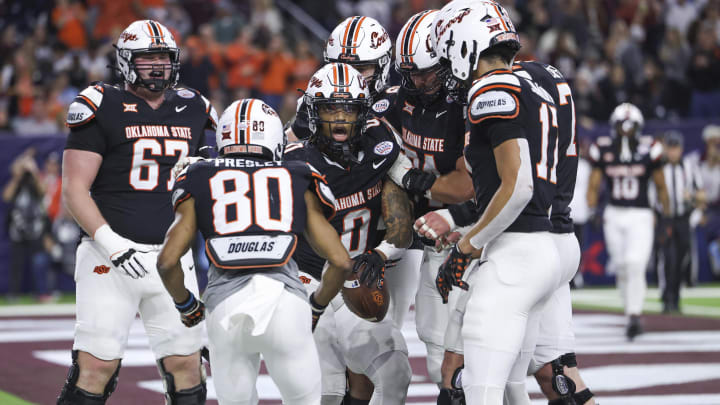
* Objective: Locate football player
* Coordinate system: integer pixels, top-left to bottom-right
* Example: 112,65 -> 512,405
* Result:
156,99 -> 353,404
58,20 -> 217,404
286,16 -> 392,142
421,59 -> 599,405
427,3 -> 567,404
285,63 -> 414,405
587,102 -> 671,340
372,9 -> 474,388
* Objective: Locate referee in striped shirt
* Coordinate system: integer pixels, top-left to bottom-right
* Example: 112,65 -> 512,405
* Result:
658,131 -> 705,313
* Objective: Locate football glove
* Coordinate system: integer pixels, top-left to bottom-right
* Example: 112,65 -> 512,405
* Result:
174,291 -> 205,327
309,292 -> 327,332
436,245 -> 472,304
171,156 -> 206,180
94,224 -> 149,279
402,168 -> 437,195
353,249 -> 387,289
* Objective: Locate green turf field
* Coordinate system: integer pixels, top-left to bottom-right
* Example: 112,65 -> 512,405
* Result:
0,390 -> 34,405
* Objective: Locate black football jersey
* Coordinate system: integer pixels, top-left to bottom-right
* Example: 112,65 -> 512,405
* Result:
588,135 -> 663,208
371,85 -> 466,217
464,69 -> 558,233
285,119 -> 401,280
64,83 -> 216,244
514,61 -> 578,233
171,156 -> 335,242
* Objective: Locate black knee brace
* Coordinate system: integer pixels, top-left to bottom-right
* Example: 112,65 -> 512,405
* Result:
549,355 -> 577,404
549,389 -> 594,405
437,388 -> 465,405
437,365 -> 465,405
158,357 -> 207,405
57,350 -> 121,405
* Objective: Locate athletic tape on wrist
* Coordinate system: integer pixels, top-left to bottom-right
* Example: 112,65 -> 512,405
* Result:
374,240 -> 405,261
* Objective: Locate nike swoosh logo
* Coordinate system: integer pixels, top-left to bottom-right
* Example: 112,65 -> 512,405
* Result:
176,105 -> 187,112
436,110 -> 447,118
372,158 -> 387,169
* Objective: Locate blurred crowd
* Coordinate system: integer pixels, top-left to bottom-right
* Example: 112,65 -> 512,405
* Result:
2,0 -> 720,136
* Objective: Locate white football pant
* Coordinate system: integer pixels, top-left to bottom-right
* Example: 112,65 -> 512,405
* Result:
73,238 -> 203,360
462,232 -> 561,405
207,275 -> 321,405
603,205 -> 654,316
385,248 -> 423,329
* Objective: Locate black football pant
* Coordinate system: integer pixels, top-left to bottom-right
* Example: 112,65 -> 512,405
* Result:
660,215 -> 691,310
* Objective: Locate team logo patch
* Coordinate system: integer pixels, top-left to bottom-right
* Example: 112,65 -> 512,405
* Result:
374,141 -> 394,156
177,89 -> 195,99
372,99 -> 390,113
469,90 -> 516,118
299,275 -> 312,284
402,101 -> 415,115
93,265 -> 110,275
123,103 -> 138,113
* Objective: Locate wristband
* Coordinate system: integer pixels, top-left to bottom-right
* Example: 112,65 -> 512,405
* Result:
309,292 -> 327,312
174,292 -> 196,312
93,224 -> 129,256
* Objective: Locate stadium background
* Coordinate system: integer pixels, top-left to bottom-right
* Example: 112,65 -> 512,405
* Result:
1,0 -> 719,295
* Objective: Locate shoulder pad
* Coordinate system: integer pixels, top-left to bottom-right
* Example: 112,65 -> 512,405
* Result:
649,140 -> 663,161
588,143 -> 601,162
467,87 -> 519,124
79,84 -> 105,109
284,141 -> 306,159
67,85 -> 105,127
596,136 -> 613,147
307,162 -> 336,219
200,94 -> 218,129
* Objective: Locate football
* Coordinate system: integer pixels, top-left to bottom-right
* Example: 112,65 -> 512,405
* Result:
341,271 -> 389,322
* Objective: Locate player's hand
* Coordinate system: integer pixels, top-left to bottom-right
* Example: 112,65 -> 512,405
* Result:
174,291 -> 205,327
352,249 -> 387,289
435,231 -> 462,252
415,209 -> 455,240
171,156 -> 205,179
402,168 -> 437,195
436,245 -> 472,304
309,292 -> 327,332
110,248 -> 151,279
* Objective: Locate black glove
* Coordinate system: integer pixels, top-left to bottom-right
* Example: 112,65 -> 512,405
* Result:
436,245 -> 472,304
309,292 -> 327,332
111,248 -> 149,279
174,291 -> 205,327
353,249 -> 386,289
402,168 -> 437,195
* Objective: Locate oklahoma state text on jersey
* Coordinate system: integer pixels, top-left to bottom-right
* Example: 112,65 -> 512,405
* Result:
464,68 -> 559,232
65,83 -> 217,243
588,134 -> 663,208
284,118 -> 400,280
371,85 -> 466,217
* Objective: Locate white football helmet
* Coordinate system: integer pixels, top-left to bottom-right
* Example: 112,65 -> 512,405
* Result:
324,16 -> 392,97
433,2 -> 520,99
216,98 -> 285,161
304,63 -> 371,163
610,102 -> 644,137
116,20 -> 180,91
395,10 -> 445,100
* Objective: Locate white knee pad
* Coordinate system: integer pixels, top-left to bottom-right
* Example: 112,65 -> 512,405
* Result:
366,350 -> 412,405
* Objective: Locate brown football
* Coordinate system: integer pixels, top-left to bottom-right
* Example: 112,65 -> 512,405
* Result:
341,270 -> 389,322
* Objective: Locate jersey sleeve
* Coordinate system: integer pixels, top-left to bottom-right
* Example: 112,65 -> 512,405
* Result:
647,140 -> 664,171
588,136 -> 611,169
371,86 -> 401,131
171,166 -> 193,210
200,94 -> 218,131
467,74 -> 522,125
65,85 -> 107,154
306,163 -> 336,219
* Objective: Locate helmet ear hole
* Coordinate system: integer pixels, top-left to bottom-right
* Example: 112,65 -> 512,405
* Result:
461,41 -> 468,58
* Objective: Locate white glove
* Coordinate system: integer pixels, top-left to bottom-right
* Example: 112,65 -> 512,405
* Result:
93,224 -> 149,279
171,156 -> 205,180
